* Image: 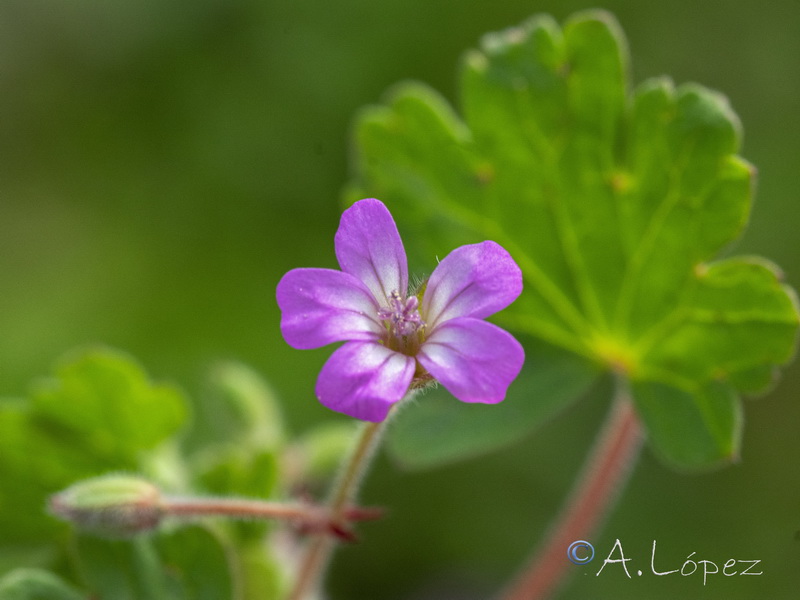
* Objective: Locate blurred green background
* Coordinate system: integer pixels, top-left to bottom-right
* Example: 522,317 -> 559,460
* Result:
1,0 -> 799,598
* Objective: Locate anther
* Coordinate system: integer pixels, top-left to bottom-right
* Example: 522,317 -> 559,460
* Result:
377,291 -> 425,338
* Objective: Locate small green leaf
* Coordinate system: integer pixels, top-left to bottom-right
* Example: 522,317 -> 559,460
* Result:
0,400 -> 72,544
236,543 -> 289,600
156,527 -> 236,600
347,10 -> 799,469
31,347 -> 187,465
0,569 -> 84,600
73,526 -> 236,600
193,446 -> 279,500
0,348 -> 188,547
73,536 -> 172,600
186,363 -> 283,529
188,361 -> 285,452
387,340 -> 597,469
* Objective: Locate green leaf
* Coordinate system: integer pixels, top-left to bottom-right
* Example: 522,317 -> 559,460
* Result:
30,347 -> 187,465
185,363 -> 284,542
185,362 -> 283,540
347,10 -> 799,469
73,527 -> 236,600
0,347 -> 188,547
632,380 -> 742,469
387,340 -> 597,470
187,361 -> 285,452
73,536 -> 171,600
235,543 -> 289,600
0,569 -> 84,600
156,527 -> 237,600
0,400 -> 71,544
193,447 -> 279,500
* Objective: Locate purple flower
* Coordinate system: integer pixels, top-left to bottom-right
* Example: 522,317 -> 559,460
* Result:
276,198 -> 525,422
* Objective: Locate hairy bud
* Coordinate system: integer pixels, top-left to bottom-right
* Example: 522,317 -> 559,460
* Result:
49,474 -> 162,538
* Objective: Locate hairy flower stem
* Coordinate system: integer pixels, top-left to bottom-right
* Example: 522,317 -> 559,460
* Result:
287,418 -> 388,600
498,378 -> 643,600
163,497 -> 381,534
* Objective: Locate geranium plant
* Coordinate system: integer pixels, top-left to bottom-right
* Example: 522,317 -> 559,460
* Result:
0,9 -> 796,600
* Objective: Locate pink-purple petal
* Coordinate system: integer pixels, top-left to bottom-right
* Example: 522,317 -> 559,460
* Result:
334,199 -> 409,305
422,241 -> 522,329
316,342 -> 416,422
276,268 -> 382,349
417,317 -> 524,404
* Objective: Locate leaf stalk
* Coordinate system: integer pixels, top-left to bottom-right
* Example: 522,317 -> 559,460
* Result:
497,378 -> 643,600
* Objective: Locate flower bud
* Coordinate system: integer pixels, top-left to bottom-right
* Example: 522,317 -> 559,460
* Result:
48,474 -> 163,538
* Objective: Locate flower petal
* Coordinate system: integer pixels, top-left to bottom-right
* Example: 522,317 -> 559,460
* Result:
277,268 -> 382,349
334,199 -> 408,304
316,342 -> 415,422
417,317 -> 524,404
422,241 -> 522,329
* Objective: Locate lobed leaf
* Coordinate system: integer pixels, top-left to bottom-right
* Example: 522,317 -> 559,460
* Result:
347,10 -> 799,469
0,348 -> 188,546
30,347 -> 187,466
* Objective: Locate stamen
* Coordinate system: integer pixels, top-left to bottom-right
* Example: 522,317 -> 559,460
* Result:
378,291 -> 425,341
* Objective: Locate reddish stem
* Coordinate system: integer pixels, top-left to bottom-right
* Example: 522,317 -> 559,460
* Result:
498,380 -> 643,600
166,498 -> 323,520
163,497 -> 383,540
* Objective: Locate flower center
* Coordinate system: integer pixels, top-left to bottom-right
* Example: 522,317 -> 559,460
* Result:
377,290 -> 425,352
